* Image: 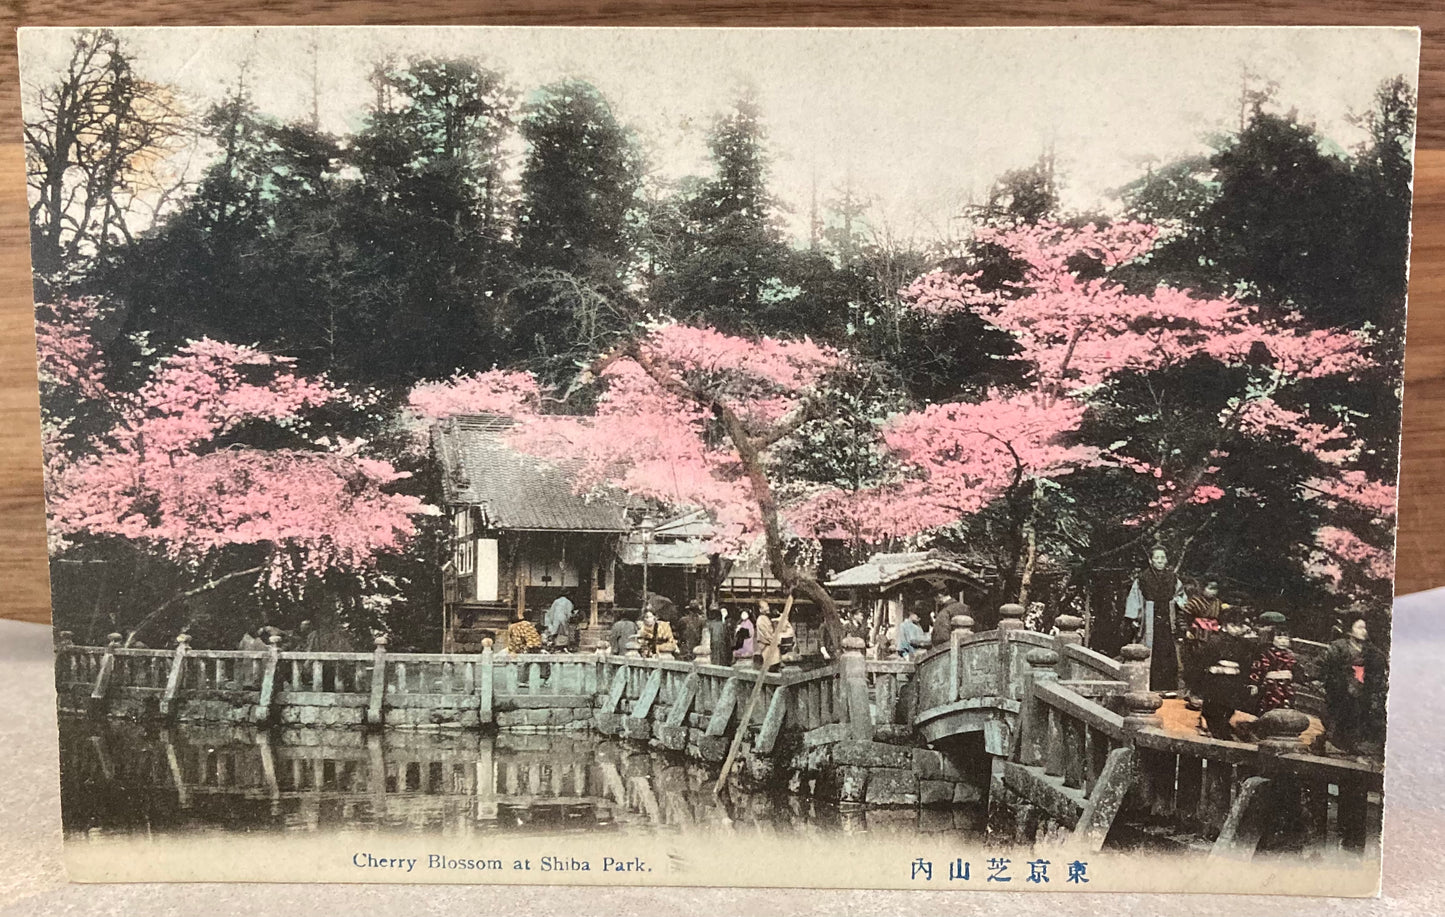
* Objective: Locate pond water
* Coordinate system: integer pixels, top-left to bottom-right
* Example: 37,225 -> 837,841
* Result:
58,719 -> 989,842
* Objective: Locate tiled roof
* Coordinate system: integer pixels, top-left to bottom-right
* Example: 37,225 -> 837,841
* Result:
827,551 -> 986,590
433,416 -> 629,532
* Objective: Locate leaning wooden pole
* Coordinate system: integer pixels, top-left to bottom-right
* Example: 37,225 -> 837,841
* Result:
714,595 -> 794,796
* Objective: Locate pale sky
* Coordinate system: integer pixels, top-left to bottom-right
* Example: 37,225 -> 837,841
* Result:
19,26 -> 1421,245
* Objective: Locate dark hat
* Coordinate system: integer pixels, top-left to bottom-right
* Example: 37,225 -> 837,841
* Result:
1257,611 -> 1288,626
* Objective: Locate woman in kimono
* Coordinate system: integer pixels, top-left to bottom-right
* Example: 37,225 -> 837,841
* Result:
1123,546 -> 1188,693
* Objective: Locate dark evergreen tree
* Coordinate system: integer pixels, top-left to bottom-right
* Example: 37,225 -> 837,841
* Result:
97,88 -> 349,386
650,90 -> 793,334
509,79 -> 644,379
341,58 -> 517,385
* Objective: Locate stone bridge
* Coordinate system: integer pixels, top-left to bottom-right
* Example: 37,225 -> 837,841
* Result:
55,608 -> 1381,859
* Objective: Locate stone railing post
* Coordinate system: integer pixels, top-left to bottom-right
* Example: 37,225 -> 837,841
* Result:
159,633 -> 190,719
56,630 -> 74,648
997,604 -> 1025,632
1119,644 -> 1162,732
840,636 -> 872,740
1122,690 -> 1163,732
1052,615 -> 1084,679
366,634 -> 388,731
1119,643 -> 1152,693
623,635 -> 642,658
256,634 -> 282,725
479,637 -> 495,725
947,616 -> 973,703
1019,648 -> 1059,766
1255,708 -> 1311,756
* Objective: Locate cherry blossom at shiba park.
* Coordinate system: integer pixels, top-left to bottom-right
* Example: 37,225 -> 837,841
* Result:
20,25 -> 1418,893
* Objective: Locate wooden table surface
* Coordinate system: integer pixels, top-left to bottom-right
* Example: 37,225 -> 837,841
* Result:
0,4 -> 1442,625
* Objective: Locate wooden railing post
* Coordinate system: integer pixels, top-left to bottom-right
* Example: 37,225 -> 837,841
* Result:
255,634 -> 281,726
159,633 -> 190,720
840,637 -> 873,740
366,634 -> 388,731
1017,648 -> 1058,766
53,631 -> 74,692
89,633 -> 123,715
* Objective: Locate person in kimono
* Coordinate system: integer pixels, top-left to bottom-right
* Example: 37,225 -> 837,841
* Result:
638,610 -> 678,658
1181,579 -> 1226,708
732,610 -> 755,664
1124,546 -> 1188,693
707,606 -> 731,667
1249,611 -> 1298,715
1197,611 -> 1257,740
608,610 -> 637,656
896,610 -> 929,660
543,592 -> 576,651
1321,613 -> 1388,755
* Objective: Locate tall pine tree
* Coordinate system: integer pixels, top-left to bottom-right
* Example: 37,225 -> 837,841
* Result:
509,79 -> 644,378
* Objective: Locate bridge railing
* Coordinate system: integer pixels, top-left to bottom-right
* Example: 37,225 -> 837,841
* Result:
863,659 -> 913,727
1008,640 -> 1382,857
912,612 -> 1110,730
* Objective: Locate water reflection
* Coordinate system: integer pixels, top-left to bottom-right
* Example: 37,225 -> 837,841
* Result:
59,720 -> 987,841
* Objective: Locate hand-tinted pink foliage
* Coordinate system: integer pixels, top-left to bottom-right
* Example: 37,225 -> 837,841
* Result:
409,323 -> 840,550
35,297 -> 110,402
38,307 -> 431,581
408,369 -> 543,420
906,221 -> 1374,393
904,221 -> 1393,565
792,392 -> 1096,541
1310,525 -> 1395,586
119,339 -> 334,455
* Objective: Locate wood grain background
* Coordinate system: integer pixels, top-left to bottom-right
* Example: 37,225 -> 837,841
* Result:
0,4 -> 1441,625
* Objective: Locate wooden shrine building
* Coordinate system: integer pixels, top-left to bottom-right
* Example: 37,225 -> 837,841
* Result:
433,415 -> 630,652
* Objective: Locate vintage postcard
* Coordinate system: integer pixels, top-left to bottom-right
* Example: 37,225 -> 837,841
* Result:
20,25 -> 1417,894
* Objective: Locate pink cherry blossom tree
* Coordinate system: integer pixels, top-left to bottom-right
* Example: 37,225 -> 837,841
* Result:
39,297 -> 435,644
412,219 -> 1395,638
900,220 -> 1395,602
411,321 -> 854,651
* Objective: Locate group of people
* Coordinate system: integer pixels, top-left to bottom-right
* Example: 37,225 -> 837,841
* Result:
500,592 -> 584,655
1129,546 -> 1388,757
498,590 -> 801,669
837,593 -> 971,662
607,595 -> 796,668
